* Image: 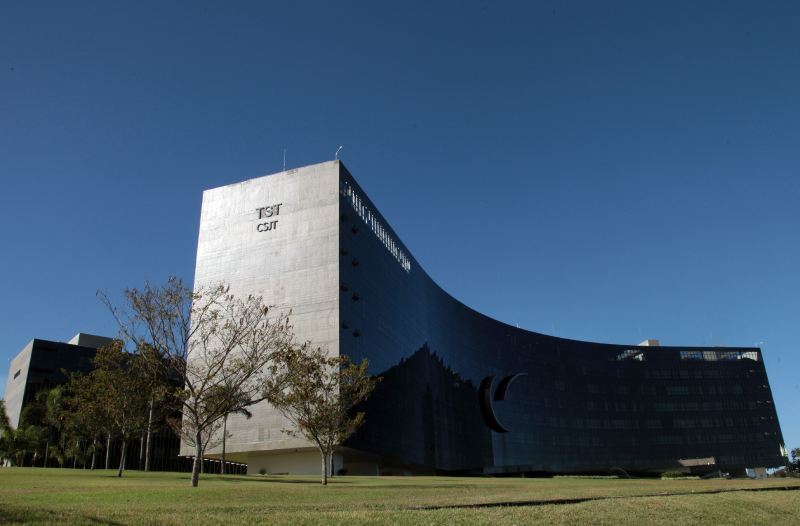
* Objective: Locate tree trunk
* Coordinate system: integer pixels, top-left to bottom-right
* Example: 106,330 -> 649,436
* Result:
190,431 -> 203,487
44,439 -> 49,468
105,433 -> 111,469
117,440 -> 126,478
320,449 -> 328,486
91,437 -> 97,470
221,415 -> 227,475
144,399 -> 154,471
139,430 -> 146,470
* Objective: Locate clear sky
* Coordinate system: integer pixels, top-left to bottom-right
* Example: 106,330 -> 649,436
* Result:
2,1 -> 798,457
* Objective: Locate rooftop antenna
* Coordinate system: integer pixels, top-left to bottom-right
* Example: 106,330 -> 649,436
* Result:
335,146 -> 342,160
283,149 -> 286,172
755,342 -> 763,348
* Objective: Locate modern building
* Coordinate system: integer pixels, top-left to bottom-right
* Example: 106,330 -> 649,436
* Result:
191,160 -> 786,476
5,333 -> 114,429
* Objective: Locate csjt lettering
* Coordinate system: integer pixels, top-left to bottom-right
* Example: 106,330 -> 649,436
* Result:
256,221 -> 278,232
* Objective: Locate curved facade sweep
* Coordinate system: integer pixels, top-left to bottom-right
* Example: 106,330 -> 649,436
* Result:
193,161 -> 785,476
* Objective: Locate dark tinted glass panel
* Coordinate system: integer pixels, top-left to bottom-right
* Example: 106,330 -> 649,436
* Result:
337,167 -> 784,474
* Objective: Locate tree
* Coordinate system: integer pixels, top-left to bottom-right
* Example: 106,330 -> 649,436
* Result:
1,397 -> 50,468
65,373 -> 111,470
0,398 -> 17,466
267,346 -> 379,485
41,386 -> 70,468
99,277 -> 297,487
20,425 -> 49,467
219,405 -> 252,475
133,343 -> 177,472
203,384 -> 253,475
68,342 -> 152,477
19,390 -> 52,467
167,411 -> 225,473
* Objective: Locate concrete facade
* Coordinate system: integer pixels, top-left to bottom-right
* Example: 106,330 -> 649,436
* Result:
188,162 -> 341,468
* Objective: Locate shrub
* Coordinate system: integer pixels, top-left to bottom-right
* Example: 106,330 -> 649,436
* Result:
258,469 -> 266,475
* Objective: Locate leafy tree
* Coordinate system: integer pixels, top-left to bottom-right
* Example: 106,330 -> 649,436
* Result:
0,398 -> 18,466
40,386 -> 71,467
267,346 -> 379,485
1,397 -> 50,467
65,372 -> 112,470
19,394 -> 46,427
68,342 -> 151,476
99,277 -> 297,487
0,399 -> 10,434
98,343 -> 151,476
19,392 -> 50,466
134,343 -> 178,472
21,425 -> 49,466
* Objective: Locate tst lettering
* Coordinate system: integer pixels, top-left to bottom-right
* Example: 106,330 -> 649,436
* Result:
256,203 -> 282,218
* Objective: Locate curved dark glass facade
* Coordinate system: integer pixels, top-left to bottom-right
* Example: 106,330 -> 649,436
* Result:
337,165 -> 784,474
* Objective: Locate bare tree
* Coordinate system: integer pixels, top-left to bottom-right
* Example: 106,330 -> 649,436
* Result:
268,345 -> 378,485
99,277 -> 296,487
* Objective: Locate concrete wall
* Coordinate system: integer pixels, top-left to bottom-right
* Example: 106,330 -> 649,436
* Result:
246,450 -> 343,476
67,333 -> 115,349
186,161 -> 341,457
3,341 -> 33,428
344,461 -> 379,477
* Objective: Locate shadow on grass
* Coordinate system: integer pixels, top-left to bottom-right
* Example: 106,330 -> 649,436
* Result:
44,470 -> 363,487
409,484 -> 800,510
227,476 -> 359,485
109,473 -> 363,486
0,506 -> 126,526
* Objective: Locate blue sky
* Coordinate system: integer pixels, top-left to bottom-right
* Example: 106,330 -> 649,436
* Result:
2,1 -> 798,456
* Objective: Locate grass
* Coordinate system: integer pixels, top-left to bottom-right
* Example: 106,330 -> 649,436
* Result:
0,467 -> 797,525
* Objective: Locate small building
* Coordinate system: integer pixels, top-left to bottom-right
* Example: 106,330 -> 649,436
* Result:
4,333 -> 114,428
3,334 -> 207,472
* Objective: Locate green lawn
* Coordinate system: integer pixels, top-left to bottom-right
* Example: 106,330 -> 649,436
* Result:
0,468 -> 797,525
